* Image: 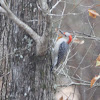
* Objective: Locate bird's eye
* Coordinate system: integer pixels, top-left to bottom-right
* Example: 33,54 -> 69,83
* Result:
64,34 -> 66,37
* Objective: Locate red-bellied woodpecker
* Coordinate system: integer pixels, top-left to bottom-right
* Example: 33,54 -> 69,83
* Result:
50,32 -> 72,72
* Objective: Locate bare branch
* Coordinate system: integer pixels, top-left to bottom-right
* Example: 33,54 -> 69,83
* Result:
72,42 -> 93,76
0,6 -> 7,14
54,82 -> 90,88
58,1 -> 66,28
50,0 -> 62,12
88,87 -> 97,100
54,81 -> 100,88
38,0 -> 49,14
0,0 -> 40,44
39,0 -> 48,11
36,0 -> 52,55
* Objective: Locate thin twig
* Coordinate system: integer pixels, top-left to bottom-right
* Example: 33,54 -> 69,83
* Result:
53,0 -> 85,24
55,82 -> 90,88
72,85 -> 76,100
50,0 -> 62,12
48,12 -> 83,16
88,87 -> 97,100
87,15 -> 95,36
58,1 -> 66,28
72,42 -> 94,76
68,51 -> 78,60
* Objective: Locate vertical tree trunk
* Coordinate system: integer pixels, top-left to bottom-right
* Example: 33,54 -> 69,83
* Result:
10,54 -> 53,100
0,0 -> 53,100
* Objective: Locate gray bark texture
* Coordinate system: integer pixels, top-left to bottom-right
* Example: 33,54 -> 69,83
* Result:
0,0 -> 54,100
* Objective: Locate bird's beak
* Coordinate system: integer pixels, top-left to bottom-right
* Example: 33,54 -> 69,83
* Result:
63,32 -> 67,37
68,35 -> 72,44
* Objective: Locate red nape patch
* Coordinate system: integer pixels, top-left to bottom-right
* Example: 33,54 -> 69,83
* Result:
67,35 -> 72,44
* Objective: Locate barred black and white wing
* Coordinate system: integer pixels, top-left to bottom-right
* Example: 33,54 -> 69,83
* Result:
56,41 -> 69,67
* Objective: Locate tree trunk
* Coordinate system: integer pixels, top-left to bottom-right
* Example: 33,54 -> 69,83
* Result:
0,0 -> 53,100
10,54 -> 53,100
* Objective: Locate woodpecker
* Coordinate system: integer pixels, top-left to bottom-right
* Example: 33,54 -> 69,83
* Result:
51,32 -> 72,72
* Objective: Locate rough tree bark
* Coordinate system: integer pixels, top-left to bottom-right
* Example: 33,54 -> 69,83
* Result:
0,0 -> 54,100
